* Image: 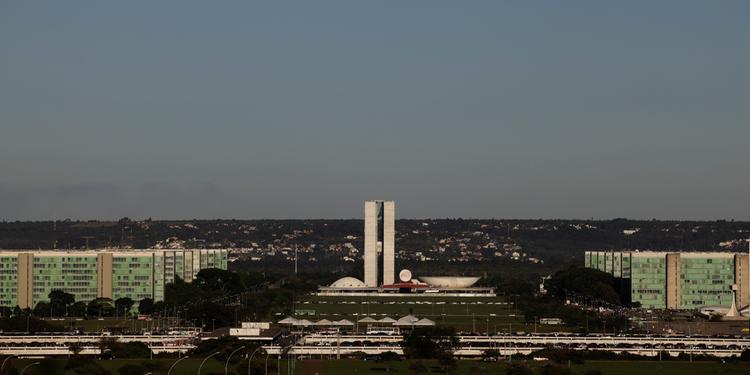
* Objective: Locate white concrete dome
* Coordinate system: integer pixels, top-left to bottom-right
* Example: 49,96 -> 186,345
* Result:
420,276 -> 480,288
399,269 -> 412,282
329,276 -> 366,288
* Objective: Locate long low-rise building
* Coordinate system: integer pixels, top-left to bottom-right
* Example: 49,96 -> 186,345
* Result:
265,333 -> 750,358
0,249 -> 228,308
584,251 -> 749,310
0,333 -> 197,355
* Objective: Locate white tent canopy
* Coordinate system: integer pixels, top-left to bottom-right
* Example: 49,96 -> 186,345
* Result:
315,319 -> 332,326
414,318 -> 435,326
278,317 -> 298,325
378,317 -> 396,325
332,319 -> 354,326
293,319 -> 313,326
394,315 -> 420,326
357,317 -> 378,323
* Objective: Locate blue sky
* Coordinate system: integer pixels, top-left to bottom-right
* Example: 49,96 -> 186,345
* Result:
1,1 -> 749,220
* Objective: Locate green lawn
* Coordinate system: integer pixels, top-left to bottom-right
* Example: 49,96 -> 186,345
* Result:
6,358 -> 746,375
294,295 -> 569,333
7,358 -> 233,375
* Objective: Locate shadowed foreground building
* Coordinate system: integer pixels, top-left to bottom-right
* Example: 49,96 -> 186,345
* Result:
585,250 -> 749,310
0,249 -> 228,309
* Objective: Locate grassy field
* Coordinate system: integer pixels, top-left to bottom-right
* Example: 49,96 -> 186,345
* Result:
7,359 -> 746,375
294,295 -> 569,333
5,358 -> 231,375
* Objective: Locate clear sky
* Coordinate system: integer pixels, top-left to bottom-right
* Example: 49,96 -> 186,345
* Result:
1,1 -> 749,220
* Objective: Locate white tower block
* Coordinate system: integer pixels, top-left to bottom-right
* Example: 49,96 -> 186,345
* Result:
364,201 -> 379,287
382,201 -> 396,285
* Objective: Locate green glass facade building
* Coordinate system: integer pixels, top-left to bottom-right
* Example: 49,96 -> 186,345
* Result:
585,251 -> 749,310
0,249 -> 228,309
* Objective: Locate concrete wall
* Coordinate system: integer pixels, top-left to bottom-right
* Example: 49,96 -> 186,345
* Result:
97,253 -> 113,299
665,253 -> 681,309
16,253 -> 33,309
735,253 -> 749,308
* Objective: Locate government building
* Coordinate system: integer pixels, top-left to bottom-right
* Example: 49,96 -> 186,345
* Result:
0,249 -> 228,309
584,250 -> 748,310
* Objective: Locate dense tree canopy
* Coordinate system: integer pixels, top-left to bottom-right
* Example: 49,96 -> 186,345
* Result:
114,298 -> 135,316
49,290 -> 75,316
545,266 -> 622,305
401,327 -> 459,359
87,298 -> 115,317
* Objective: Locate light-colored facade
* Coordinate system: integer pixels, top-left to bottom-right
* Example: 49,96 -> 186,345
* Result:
364,201 -> 379,287
585,251 -> 749,310
0,249 -> 228,309
382,201 -> 395,286
363,200 -> 396,287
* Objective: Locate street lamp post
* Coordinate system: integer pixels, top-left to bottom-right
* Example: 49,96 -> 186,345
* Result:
167,356 -> 190,375
223,346 -> 246,375
277,345 -> 292,375
265,352 -> 272,375
20,362 -> 40,375
1,355 -> 18,372
244,346 -> 263,375
198,352 -> 221,375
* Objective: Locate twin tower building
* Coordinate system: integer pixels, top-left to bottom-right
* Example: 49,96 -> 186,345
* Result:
364,200 -> 396,287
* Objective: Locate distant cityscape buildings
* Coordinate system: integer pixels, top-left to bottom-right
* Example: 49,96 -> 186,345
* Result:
0,249 -> 228,309
585,250 -> 749,310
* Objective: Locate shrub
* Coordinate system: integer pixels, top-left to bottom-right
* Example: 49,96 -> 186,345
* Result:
118,364 -> 145,375
505,363 -> 532,375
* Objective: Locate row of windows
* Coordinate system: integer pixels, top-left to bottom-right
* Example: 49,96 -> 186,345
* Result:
116,282 -> 145,287
62,269 -> 94,274
54,289 -> 96,295
33,280 -> 96,290
682,279 -> 731,285
679,274 -> 732,279
113,293 -> 154,300
113,263 -> 151,268
61,263 -> 94,268
635,289 -> 663,294
113,257 -> 151,263
115,275 -> 151,281
70,275 -> 94,281
685,290 -> 731,295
